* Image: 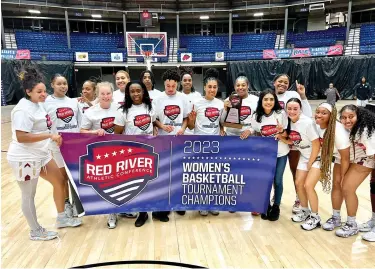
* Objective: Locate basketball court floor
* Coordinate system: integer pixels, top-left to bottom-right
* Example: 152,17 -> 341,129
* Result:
1,100 -> 374,268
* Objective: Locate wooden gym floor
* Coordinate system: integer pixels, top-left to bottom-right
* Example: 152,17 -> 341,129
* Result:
1,100 -> 374,269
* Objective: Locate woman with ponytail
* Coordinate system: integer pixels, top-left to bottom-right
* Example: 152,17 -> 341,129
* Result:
187,68 -> 224,216
336,105 -> 375,239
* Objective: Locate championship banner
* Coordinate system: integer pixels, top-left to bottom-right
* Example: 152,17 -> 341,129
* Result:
263,45 -> 343,59
61,133 -> 277,216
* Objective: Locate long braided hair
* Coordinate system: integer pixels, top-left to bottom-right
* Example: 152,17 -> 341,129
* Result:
318,103 -> 337,192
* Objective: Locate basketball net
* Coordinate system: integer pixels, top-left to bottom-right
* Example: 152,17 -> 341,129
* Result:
143,51 -> 152,71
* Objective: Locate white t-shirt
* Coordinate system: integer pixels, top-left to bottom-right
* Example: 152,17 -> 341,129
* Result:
316,122 -> 351,160
223,94 -> 259,136
288,114 -> 319,159
77,98 -> 99,115
7,98 -> 52,161
81,103 -> 119,134
252,110 -> 290,157
148,88 -> 163,103
153,91 -> 190,136
182,91 -> 202,135
277,91 -> 312,118
114,103 -> 156,135
192,97 -> 224,135
113,89 -> 125,106
352,127 -> 375,158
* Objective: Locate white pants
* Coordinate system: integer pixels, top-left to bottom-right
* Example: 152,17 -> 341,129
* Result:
357,99 -> 368,107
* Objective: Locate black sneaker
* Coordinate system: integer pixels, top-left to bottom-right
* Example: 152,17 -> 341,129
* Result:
261,204 -> 272,220
152,212 -> 169,222
176,211 -> 186,216
135,212 -> 148,227
268,204 -> 280,221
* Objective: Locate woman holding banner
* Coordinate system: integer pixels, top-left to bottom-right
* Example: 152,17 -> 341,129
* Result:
252,89 -> 289,221
273,74 -> 312,215
7,68 -> 81,241
187,68 -> 224,216
336,105 -> 375,238
114,81 -> 156,227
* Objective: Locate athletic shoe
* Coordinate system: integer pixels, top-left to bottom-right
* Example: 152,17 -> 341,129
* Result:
119,213 -> 138,218
301,215 -> 321,231
261,204 -> 272,220
152,212 -> 169,222
229,211 -> 236,213
322,216 -> 342,231
358,218 -> 375,232
56,215 -> 82,228
64,202 -> 73,218
30,226 -> 58,241
292,209 -> 310,223
107,214 -> 117,229
72,202 -> 78,217
210,211 -> 219,216
135,212 -> 148,227
199,211 -> 209,216
292,200 -> 301,214
336,222 -> 359,238
176,211 -> 186,216
362,227 -> 375,242
268,204 -> 280,221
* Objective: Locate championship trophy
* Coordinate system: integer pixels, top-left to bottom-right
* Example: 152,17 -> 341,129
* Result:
223,92 -> 243,129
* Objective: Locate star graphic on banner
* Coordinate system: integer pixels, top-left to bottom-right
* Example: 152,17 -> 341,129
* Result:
248,158 -> 251,160
128,148 -> 133,153
120,149 -> 125,154
188,157 -> 190,160
196,157 -> 199,160
112,151 -> 117,156
206,157 -> 209,160
252,158 -> 255,161
96,154 -> 101,160
192,157 -> 195,160
229,157 -> 231,160
242,158 -> 246,161
219,157 -> 222,159
104,153 -> 109,158
257,158 -> 260,161
183,157 -> 186,159
224,157 -> 227,160
233,157 -> 236,160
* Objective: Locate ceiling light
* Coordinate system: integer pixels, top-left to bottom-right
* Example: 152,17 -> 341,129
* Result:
200,15 -> 209,20
28,10 -> 41,14
91,14 -> 102,18
254,12 -> 264,17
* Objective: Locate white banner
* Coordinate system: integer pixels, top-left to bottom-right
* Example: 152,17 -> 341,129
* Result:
75,52 -> 89,62
180,53 -> 192,62
111,53 -> 124,62
215,52 -> 225,61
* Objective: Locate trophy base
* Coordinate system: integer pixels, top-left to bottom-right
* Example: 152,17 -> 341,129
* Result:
223,122 -> 243,129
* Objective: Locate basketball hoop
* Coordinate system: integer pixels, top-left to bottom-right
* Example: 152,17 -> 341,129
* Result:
143,51 -> 152,59
143,51 -> 153,71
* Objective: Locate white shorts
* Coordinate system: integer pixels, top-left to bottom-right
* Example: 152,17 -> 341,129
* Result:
297,155 -> 321,171
352,156 -> 375,169
51,150 -> 65,169
8,156 -> 52,182
356,99 -> 369,107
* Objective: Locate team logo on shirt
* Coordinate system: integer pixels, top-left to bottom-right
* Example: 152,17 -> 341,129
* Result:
279,101 -> 285,109
46,114 -> 52,130
289,130 -> 302,145
134,114 -> 152,131
80,141 -> 159,206
240,106 -> 251,121
100,117 -> 115,133
205,107 -> 220,122
56,107 -> 74,123
260,125 -> 278,137
164,105 -> 181,120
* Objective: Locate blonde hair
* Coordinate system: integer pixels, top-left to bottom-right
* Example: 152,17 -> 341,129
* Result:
115,70 -> 130,80
96,82 -> 114,96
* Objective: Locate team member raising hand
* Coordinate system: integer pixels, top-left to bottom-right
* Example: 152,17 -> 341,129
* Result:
187,68 -> 224,216
7,68 -> 81,241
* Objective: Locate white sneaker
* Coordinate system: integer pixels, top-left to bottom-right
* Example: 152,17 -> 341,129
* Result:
199,211 -> 209,216
210,211 -> 219,216
64,203 -> 73,218
358,218 -> 375,232
292,209 -> 310,223
301,215 -> 321,231
322,216 -> 342,231
56,215 -> 82,228
119,212 -> 138,218
107,214 -> 117,229
362,227 -> 375,242
30,226 -> 58,241
292,200 -> 301,214
336,222 -> 359,238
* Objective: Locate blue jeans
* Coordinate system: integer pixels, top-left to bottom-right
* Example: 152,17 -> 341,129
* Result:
274,155 -> 288,206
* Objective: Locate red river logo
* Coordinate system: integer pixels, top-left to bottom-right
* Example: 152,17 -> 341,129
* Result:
205,107 -> 220,122
56,107 -> 74,123
79,141 -> 159,206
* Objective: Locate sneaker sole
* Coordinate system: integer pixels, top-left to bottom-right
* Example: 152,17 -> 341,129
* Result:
30,235 -> 58,241
336,230 -> 359,238
56,221 -> 82,229
322,224 -> 341,231
291,217 -> 308,223
301,222 -> 321,231
107,225 -> 117,229
362,235 -> 375,242
359,227 -> 373,232
292,208 -> 302,214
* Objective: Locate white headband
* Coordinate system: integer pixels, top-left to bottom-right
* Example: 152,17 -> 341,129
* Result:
318,103 -> 333,113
